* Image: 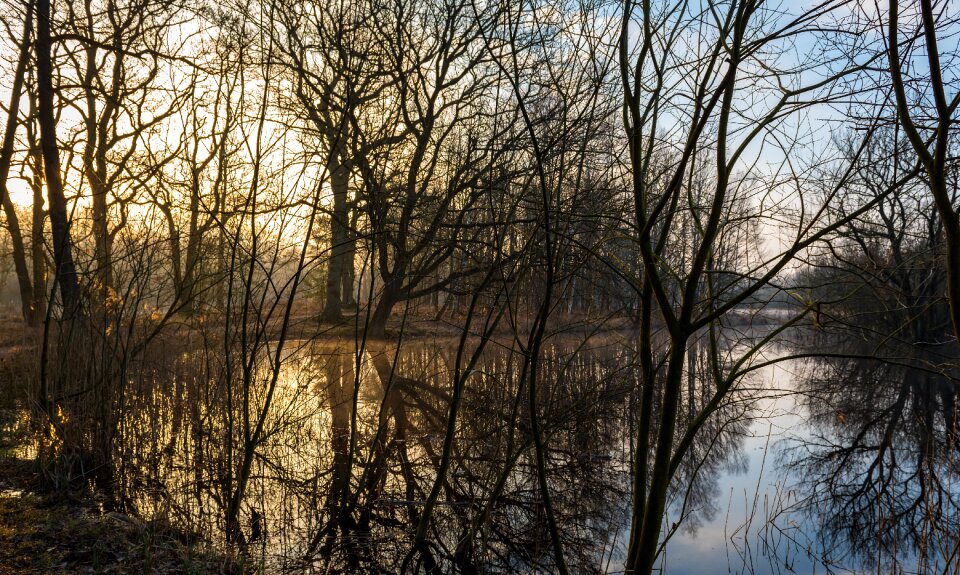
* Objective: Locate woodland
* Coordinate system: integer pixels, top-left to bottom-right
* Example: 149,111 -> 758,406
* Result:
0,0 -> 959,573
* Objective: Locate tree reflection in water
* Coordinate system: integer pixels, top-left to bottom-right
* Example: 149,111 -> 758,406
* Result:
288,340 -> 637,573
788,256 -> 960,571
105,333 -> 753,573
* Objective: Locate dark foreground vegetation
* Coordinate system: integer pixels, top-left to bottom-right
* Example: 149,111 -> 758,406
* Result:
0,323 -> 239,574
0,459 -> 237,574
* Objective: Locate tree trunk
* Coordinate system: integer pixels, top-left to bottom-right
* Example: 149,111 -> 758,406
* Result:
35,0 -> 82,316
27,121 -> 46,324
321,162 -> 350,321
341,235 -> 356,308
0,3 -> 35,324
91,177 -> 110,297
180,181 -> 202,312
626,341 -> 688,575
83,38 -> 111,298
1,197 -> 33,323
368,280 -> 399,338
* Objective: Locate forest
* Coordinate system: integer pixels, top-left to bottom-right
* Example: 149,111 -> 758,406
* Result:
0,0 -> 958,573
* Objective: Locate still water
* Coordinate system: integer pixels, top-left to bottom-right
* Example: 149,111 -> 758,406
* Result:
108,329 -> 959,574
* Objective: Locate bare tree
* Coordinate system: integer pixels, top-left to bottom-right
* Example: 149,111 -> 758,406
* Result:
35,0 -> 80,315
615,2 -> 909,573
887,0 -> 960,344
274,0 -> 396,322
0,0 -> 36,323
351,0 -> 521,337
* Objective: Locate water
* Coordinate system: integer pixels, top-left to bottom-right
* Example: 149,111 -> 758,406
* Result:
93,329 -> 959,573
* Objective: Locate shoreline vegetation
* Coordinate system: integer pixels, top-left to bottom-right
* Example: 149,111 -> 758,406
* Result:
0,458 -> 241,574
0,317 -> 241,574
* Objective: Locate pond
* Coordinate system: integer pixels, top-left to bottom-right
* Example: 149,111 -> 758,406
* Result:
103,328 -> 959,574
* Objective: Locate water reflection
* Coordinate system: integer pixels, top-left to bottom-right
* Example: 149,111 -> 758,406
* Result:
295,340 -> 639,573
106,334 -> 752,573
94,309 -> 960,575
787,270 -> 960,571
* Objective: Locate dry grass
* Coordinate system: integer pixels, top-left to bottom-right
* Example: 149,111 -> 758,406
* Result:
0,479 -> 241,574
0,333 -> 247,575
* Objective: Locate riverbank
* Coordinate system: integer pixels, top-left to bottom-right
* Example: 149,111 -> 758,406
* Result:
0,414 -> 246,574
0,319 -> 243,574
